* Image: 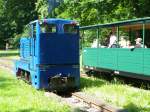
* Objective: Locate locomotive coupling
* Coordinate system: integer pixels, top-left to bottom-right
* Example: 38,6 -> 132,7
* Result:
49,74 -> 76,91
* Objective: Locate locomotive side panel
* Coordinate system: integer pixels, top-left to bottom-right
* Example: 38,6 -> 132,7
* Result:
20,38 -> 31,60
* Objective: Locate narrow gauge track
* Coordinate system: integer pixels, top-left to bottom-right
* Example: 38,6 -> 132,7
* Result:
0,58 -> 14,72
0,58 -> 128,112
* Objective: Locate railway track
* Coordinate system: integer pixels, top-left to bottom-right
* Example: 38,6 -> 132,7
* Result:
72,92 -> 127,112
0,58 -> 14,72
44,92 -> 127,112
0,58 -> 128,112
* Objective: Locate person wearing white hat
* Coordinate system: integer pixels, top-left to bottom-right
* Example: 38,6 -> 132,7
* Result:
135,38 -> 147,48
135,38 -> 142,48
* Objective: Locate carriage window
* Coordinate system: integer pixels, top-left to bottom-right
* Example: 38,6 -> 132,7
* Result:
40,24 -> 56,33
64,24 -> 77,34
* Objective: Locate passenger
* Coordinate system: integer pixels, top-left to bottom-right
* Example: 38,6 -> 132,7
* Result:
134,38 -> 147,48
126,41 -> 132,48
91,39 -> 99,48
119,36 -> 131,48
108,31 -> 117,48
135,38 -> 143,48
119,36 -> 126,48
91,39 -> 101,48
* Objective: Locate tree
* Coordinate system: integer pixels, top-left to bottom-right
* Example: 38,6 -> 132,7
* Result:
36,0 -> 49,18
5,0 -> 38,34
0,0 -> 37,49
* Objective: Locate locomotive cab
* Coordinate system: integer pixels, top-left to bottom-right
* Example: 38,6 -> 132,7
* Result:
14,19 -> 80,91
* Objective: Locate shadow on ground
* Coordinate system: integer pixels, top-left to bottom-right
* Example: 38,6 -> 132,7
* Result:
0,76 -> 16,90
0,76 -> 12,82
124,102 -> 150,112
0,53 -> 19,57
16,109 -> 51,112
85,70 -> 150,90
80,77 -> 107,89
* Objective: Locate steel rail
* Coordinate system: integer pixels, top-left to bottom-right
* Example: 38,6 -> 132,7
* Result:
72,92 -> 128,112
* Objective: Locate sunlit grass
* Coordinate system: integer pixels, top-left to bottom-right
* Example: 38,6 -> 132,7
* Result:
80,77 -> 150,112
0,49 -> 18,53
0,68 -> 70,112
0,50 -> 19,60
0,50 -> 19,67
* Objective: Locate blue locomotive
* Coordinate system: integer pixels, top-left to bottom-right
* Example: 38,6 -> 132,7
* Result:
14,19 -> 80,91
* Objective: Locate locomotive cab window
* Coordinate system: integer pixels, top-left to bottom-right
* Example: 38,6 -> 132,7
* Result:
40,24 -> 56,33
64,24 -> 77,34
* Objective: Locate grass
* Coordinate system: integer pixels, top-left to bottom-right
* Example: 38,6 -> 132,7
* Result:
80,77 -> 150,112
0,68 -> 70,112
0,50 -> 19,67
0,50 -> 19,59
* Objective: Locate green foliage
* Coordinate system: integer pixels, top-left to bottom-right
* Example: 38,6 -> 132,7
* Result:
0,50 -> 19,59
55,0 -> 133,26
36,0 -> 49,18
10,35 -> 21,49
5,0 -> 37,33
0,0 -> 37,49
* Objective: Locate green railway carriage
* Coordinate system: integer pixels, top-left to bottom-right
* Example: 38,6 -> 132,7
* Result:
81,17 -> 150,80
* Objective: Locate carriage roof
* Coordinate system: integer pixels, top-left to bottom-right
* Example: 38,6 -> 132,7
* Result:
80,17 -> 150,30
29,18 -> 77,25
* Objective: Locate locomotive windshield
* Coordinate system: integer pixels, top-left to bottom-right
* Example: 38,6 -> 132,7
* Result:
40,23 -> 56,33
64,24 -> 78,34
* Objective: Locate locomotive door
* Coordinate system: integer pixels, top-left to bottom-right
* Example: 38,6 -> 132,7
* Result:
30,24 -> 36,71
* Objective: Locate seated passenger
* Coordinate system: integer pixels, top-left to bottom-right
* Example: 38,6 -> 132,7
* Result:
108,31 -> 117,48
134,38 -> 147,48
135,38 -> 142,48
119,36 -> 126,48
126,41 -> 133,48
119,36 -> 131,48
91,39 -> 100,48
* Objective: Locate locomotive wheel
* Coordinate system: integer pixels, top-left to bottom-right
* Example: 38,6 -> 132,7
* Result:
21,70 -> 25,79
16,69 -> 21,79
24,72 -> 32,84
28,74 -> 32,84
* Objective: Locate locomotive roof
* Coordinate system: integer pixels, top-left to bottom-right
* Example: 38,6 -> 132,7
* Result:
80,17 -> 150,30
29,18 -> 78,25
